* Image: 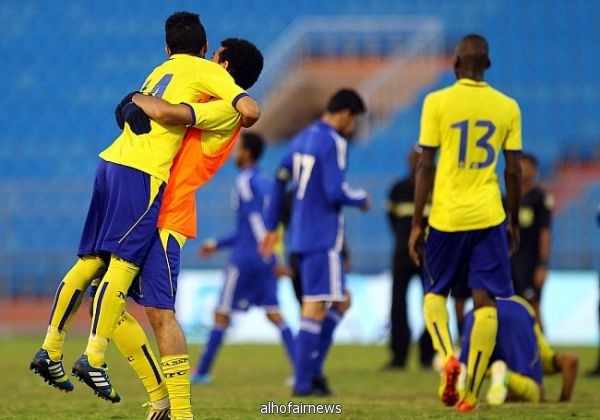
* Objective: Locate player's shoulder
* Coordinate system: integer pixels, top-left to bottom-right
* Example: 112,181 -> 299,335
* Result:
531,186 -> 554,210
486,84 -> 521,111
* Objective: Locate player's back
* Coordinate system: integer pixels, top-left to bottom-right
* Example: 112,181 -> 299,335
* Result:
288,120 -> 345,253
420,79 -> 521,232
100,54 -> 244,183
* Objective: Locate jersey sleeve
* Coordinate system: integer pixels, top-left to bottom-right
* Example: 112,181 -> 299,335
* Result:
537,191 -> 553,228
184,99 -> 241,132
418,93 -> 441,149
195,63 -> 247,107
264,151 -> 294,231
237,175 -> 267,243
503,100 -> 522,151
321,137 -> 368,207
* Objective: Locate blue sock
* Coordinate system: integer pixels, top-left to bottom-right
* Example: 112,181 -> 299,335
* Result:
197,325 -> 225,375
313,308 -> 343,377
277,321 -> 296,368
295,318 -> 322,394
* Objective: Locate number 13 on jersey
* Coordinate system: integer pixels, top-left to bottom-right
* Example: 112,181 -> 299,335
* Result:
451,119 -> 497,169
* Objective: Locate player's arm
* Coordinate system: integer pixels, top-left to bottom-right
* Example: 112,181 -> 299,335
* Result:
535,193 -> 553,287
199,233 -> 238,258
504,100 -> 523,255
239,177 -> 267,244
261,153 -> 293,258
555,352 -> 579,402
321,139 -> 370,209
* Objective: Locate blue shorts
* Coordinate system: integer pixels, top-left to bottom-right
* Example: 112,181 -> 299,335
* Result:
299,249 -> 347,302
423,223 -> 513,298
460,299 -> 543,384
78,160 -> 164,266
216,263 -> 279,314
129,229 -> 186,310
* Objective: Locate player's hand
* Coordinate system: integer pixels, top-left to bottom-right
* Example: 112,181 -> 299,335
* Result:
259,231 -> 278,259
361,195 -> 371,212
122,102 -> 152,135
533,264 -> 548,288
507,223 -> 520,256
115,91 -> 139,129
408,224 -> 424,267
198,240 -> 217,258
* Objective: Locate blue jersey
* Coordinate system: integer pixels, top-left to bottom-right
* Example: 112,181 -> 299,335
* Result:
216,166 -> 274,268
265,120 -> 367,253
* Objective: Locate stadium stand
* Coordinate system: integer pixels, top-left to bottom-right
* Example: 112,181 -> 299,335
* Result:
0,0 -> 598,294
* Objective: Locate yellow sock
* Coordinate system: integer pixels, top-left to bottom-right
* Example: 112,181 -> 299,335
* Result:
86,255 -> 139,367
507,372 -> 541,402
112,311 -> 168,404
162,354 -> 193,419
423,293 -> 454,362
43,256 -> 106,361
465,306 -> 498,405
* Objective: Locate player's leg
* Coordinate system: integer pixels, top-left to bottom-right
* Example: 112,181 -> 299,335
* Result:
265,311 -> 295,369
289,253 -> 303,304
194,311 -> 230,382
421,227 -> 469,406
458,224 -> 513,412
262,268 -> 295,367
389,256 -> 412,369
295,300 -> 327,395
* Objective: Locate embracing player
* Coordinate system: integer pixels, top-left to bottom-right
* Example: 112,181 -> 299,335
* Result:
261,89 -> 370,396
409,34 -> 522,412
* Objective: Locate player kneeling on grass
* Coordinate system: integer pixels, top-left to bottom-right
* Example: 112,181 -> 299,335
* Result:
192,132 -> 296,384
457,296 -> 578,404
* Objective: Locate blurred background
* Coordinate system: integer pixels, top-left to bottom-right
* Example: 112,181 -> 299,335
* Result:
0,1 -> 598,346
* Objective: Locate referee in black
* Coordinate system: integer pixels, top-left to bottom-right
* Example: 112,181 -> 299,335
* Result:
510,153 -> 553,326
385,148 -> 434,369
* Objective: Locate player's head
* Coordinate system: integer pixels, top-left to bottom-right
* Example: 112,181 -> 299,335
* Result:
165,11 -> 207,57
212,38 -> 264,90
453,34 -> 491,79
520,152 -> 538,185
323,89 -> 366,138
235,131 -> 265,168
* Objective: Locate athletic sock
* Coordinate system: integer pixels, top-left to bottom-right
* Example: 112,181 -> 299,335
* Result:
277,321 -> 296,368
423,293 -> 454,363
295,318 -> 322,394
313,308 -> 343,377
465,306 -> 498,405
507,371 -> 541,402
162,355 -> 192,419
43,256 -> 106,361
86,255 -> 139,367
197,326 -> 225,375
112,311 -> 168,404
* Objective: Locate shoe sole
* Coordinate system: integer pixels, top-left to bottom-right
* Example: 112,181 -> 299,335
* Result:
29,359 -> 73,392
441,360 -> 460,406
71,363 -> 120,403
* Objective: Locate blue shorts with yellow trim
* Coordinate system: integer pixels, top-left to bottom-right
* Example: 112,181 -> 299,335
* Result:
78,160 -> 164,266
460,299 -> 543,384
129,229 -> 186,310
423,222 -> 513,298
299,249 -> 347,302
217,262 -> 279,314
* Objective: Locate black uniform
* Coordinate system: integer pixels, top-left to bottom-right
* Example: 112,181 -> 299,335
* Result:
510,187 -> 553,303
387,178 -> 434,368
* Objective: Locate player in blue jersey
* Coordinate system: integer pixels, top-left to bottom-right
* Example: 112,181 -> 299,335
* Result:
458,296 -> 579,404
261,89 -> 370,396
191,132 -> 295,383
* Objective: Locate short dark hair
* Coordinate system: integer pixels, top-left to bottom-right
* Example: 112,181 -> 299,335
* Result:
521,152 -> 538,168
326,89 -> 366,115
165,11 -> 206,55
241,131 -> 265,162
218,38 -> 264,90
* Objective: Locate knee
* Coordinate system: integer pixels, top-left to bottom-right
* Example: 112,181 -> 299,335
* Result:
145,307 -> 175,331
266,312 -> 283,324
301,301 -> 327,320
214,311 -> 230,328
471,289 -> 495,309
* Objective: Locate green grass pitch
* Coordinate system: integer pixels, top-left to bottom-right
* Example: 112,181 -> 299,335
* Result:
4,335 -> 600,419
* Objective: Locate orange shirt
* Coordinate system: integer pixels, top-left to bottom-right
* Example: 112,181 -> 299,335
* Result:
157,123 -> 241,239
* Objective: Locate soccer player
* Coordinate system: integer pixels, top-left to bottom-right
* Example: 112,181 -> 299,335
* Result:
408,34 -> 522,412
458,296 -> 579,404
190,132 -> 295,384
30,11 -> 259,404
261,89 -> 370,396
106,38 -> 263,419
386,148 -> 434,369
510,153 -> 553,325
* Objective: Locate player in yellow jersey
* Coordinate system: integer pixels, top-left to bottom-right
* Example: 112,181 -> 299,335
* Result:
408,34 -> 522,413
30,11 -> 260,405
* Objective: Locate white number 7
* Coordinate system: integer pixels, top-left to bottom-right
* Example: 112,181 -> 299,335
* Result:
293,153 -> 316,200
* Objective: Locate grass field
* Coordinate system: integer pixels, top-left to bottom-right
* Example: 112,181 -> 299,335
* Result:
4,335 -> 600,419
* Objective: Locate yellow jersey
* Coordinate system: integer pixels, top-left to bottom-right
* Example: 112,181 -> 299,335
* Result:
419,78 -> 522,232
99,54 -> 246,182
